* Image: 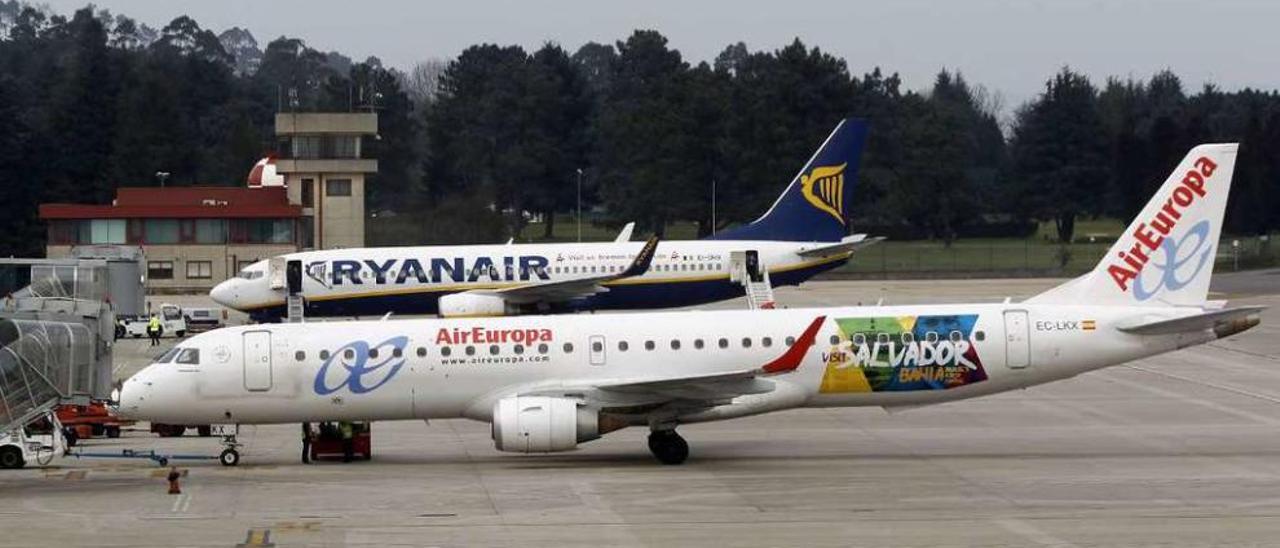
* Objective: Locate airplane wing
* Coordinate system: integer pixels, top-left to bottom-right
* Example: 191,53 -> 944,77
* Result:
796,234 -> 883,258
525,316 -> 826,405
614,222 -> 636,243
1117,306 -> 1264,336
469,237 -> 659,305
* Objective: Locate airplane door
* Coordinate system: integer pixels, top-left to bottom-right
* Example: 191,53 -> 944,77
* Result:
1003,310 -> 1030,369
242,331 -> 273,391
589,335 -> 606,366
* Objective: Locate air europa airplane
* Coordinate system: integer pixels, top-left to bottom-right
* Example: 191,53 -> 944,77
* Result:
122,144 -> 1260,466
211,119 -> 876,321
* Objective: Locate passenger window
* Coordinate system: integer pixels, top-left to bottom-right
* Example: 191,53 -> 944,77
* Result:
671,339 -> 681,350
344,349 -> 355,360
852,334 -> 866,346
975,331 -> 986,341
618,341 -> 629,351
645,340 -> 655,351
441,347 -> 452,357
592,341 -> 603,352
762,337 -> 772,348
393,348 -> 403,358
320,350 -> 330,360
465,346 -> 475,356
829,335 -> 840,345
514,344 -> 524,355
926,332 -> 939,343
694,339 -> 704,349
175,348 -> 200,364
369,348 -> 379,359
902,332 -> 914,344
785,336 -> 795,347
950,331 -> 963,342
538,343 -> 549,354
563,343 -> 574,353
718,338 -> 728,349
416,347 -> 427,357
489,345 -> 499,355
295,351 -> 305,362
877,333 -> 890,344
741,337 -> 752,348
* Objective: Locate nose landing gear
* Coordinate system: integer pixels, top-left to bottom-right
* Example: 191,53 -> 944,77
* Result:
218,427 -> 242,466
647,429 -> 689,465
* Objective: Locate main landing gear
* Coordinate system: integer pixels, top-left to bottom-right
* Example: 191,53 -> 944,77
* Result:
647,429 -> 689,465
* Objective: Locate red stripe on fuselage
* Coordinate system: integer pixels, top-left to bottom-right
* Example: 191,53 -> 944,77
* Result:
761,315 -> 827,374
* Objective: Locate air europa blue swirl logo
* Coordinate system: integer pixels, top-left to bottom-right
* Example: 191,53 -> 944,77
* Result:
314,336 -> 409,395
1132,220 -> 1213,301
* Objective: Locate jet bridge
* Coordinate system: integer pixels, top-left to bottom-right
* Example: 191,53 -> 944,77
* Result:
0,255 -> 126,438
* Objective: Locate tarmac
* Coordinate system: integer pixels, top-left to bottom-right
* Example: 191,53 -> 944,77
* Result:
2,273 -> 1279,547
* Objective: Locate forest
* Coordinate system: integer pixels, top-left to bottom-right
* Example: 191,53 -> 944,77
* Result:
0,3 -> 1277,257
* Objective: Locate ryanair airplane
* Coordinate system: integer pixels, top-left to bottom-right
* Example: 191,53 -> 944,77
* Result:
212,119 -> 876,321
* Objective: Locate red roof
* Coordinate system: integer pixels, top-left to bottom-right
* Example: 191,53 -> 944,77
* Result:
40,187 -> 302,220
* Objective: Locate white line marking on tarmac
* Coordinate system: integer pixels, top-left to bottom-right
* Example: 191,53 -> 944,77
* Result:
1123,364 -> 1280,405
1100,371 -> 1280,426
993,518 -> 1078,547
171,493 -> 191,513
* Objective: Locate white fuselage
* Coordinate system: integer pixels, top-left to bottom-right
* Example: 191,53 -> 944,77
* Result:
211,240 -> 848,320
121,303 -> 1213,426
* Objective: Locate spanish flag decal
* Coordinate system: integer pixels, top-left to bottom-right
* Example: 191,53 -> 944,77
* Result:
1082,320 -> 1096,331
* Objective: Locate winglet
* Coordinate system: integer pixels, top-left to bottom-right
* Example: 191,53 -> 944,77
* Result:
619,237 -> 659,277
761,315 -> 826,374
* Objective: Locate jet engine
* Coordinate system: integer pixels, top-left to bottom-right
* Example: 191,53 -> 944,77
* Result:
438,293 -> 512,318
492,396 -> 601,453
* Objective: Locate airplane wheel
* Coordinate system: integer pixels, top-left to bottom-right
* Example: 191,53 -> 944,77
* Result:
105,426 -> 121,438
219,448 -> 240,467
0,447 -> 24,469
647,430 -> 689,465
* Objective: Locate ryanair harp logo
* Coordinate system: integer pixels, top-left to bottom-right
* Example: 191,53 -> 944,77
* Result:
801,163 -> 847,225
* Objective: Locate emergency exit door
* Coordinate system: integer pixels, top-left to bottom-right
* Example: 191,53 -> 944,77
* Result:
243,331 -> 273,391
588,335 -> 606,366
1003,310 -> 1030,369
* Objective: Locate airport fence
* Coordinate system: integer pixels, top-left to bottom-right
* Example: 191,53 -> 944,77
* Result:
832,233 -> 1280,278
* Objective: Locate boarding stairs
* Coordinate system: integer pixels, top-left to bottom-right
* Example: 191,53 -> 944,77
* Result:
286,295 -> 305,323
0,261 -> 116,438
729,250 -> 777,310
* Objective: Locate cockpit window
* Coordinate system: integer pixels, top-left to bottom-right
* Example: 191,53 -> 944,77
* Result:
157,347 -> 181,363
174,348 -> 200,364
238,270 -> 265,280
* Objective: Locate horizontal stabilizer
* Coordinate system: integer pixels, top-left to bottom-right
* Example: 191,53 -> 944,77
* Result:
797,234 -> 882,258
614,222 -> 635,243
1117,306 -> 1264,336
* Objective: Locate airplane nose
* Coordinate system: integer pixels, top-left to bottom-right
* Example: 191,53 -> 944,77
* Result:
210,279 -> 238,308
116,375 -> 152,420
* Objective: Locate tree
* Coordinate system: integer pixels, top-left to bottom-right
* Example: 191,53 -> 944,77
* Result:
1009,68 -> 1110,244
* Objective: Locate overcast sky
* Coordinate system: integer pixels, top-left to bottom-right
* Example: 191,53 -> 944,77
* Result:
39,0 -> 1280,111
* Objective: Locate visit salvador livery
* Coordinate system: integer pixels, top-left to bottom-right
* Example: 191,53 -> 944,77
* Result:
211,119 -> 876,320
123,143 -> 1261,465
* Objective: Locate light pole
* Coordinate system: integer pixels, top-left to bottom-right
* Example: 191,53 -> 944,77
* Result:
575,168 -> 583,243
155,171 -> 170,188
711,178 -> 717,236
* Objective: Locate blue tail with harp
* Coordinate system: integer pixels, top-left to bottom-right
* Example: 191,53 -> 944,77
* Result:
708,118 -> 867,242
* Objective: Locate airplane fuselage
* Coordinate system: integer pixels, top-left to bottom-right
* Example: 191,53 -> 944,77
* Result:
216,240 -> 850,321
121,303 -> 1219,426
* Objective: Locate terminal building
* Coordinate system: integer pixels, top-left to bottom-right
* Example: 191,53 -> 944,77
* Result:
38,112 -> 378,292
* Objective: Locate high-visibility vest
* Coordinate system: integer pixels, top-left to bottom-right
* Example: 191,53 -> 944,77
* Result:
148,317 -> 162,332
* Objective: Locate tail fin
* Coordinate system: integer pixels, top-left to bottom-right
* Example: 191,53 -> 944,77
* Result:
709,118 -> 868,242
1028,143 -> 1239,307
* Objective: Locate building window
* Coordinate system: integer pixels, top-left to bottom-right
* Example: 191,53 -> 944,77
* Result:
229,219 -> 294,244
291,135 -> 322,159
194,219 -> 227,244
88,219 -> 126,244
144,219 -> 180,244
186,261 -> 212,279
47,221 -> 79,245
298,217 -> 314,249
301,179 -> 314,207
327,135 -> 358,158
148,261 -> 174,280
326,179 -> 352,197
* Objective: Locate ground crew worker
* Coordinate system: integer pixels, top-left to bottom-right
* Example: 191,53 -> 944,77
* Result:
147,314 -> 162,346
339,421 -> 354,463
301,422 -> 313,464
166,466 -> 182,494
